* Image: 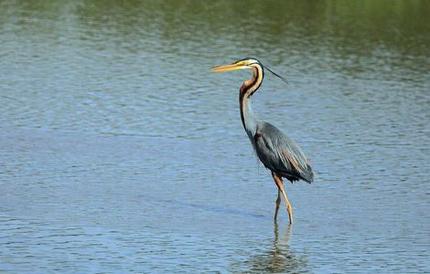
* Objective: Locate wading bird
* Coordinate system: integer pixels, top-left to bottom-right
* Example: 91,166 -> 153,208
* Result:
212,58 -> 314,224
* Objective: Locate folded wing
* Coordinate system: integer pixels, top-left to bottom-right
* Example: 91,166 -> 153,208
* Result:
254,122 -> 314,183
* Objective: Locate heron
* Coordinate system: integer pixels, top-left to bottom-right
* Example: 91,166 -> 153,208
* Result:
212,58 -> 314,224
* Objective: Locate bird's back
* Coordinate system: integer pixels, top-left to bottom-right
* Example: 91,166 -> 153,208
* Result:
253,121 -> 314,183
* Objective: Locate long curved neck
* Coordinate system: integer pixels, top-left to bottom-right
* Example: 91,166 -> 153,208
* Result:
239,65 -> 264,139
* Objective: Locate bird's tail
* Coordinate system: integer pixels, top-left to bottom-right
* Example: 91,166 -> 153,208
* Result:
300,164 -> 314,183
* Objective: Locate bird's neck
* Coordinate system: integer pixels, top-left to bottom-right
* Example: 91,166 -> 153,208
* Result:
239,66 -> 263,140
240,94 -> 258,140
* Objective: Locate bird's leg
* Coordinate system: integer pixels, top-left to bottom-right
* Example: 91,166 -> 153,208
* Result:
272,172 -> 294,224
274,189 -> 281,221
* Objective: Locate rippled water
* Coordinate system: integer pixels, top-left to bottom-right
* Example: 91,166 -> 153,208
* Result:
1,1 -> 429,273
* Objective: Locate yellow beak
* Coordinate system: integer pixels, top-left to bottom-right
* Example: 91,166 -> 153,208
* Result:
212,63 -> 248,73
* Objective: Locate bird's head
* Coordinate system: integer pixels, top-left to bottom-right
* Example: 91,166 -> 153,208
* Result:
212,57 -> 262,73
212,57 -> 288,85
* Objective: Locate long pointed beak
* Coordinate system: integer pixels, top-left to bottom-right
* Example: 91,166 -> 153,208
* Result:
212,63 -> 248,73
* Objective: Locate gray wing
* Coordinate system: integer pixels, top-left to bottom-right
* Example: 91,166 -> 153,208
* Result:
253,121 -> 314,183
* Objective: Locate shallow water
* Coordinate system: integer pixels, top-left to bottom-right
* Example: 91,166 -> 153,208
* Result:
1,1 -> 429,273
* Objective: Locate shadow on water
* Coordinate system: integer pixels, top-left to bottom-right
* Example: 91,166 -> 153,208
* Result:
230,223 -> 308,273
149,195 -> 266,219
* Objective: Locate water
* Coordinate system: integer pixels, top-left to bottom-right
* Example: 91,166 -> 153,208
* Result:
1,1 -> 429,272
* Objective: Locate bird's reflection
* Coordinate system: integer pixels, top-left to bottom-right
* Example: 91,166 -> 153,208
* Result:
231,222 -> 308,273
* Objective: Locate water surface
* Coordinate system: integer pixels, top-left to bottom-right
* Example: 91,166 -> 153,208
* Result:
1,1 -> 429,273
